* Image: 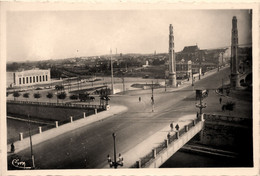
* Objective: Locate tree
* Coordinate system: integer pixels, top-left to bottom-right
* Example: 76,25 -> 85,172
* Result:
57,92 -> 67,103
225,101 -> 236,115
69,94 -> 78,100
23,93 -> 30,101
34,92 -> 41,102
13,92 -> 21,101
46,92 -> 53,102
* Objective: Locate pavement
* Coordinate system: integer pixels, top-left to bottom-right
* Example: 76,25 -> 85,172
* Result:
98,114 -> 197,168
7,105 -> 128,155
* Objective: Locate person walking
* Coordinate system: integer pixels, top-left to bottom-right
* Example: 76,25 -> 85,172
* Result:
139,97 -> 141,102
219,97 -> 222,104
170,122 -> 173,131
175,124 -> 180,131
11,143 -> 15,153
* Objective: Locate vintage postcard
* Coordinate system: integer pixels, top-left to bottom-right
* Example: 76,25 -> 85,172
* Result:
0,1 -> 259,176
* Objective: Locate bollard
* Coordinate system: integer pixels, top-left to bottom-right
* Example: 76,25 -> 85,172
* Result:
39,126 -> 42,134
95,109 -> 97,114
70,116 -> 73,123
165,139 -> 168,147
185,125 -> 189,132
83,112 -> 86,118
152,148 -> 156,158
136,159 -> 141,168
19,132 -> 23,141
55,121 -> 59,128
176,131 -> 179,139
193,120 -> 196,126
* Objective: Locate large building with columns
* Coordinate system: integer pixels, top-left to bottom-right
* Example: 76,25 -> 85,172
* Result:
11,68 -> 51,87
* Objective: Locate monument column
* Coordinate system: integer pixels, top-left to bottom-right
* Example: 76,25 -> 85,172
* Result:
230,16 -> 239,88
168,24 -> 177,87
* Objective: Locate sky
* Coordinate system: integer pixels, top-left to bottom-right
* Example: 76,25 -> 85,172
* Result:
6,9 -> 252,62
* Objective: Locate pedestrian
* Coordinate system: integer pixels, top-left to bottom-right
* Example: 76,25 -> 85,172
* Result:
170,122 -> 173,131
196,112 -> 199,118
219,97 -> 222,104
11,143 -> 15,153
139,97 -> 141,102
175,124 -> 180,131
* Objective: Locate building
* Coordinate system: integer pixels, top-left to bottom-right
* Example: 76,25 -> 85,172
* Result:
176,60 -> 192,79
11,68 -> 51,87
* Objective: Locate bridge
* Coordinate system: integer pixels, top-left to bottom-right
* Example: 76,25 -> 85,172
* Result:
128,112 -> 251,168
130,115 -> 205,168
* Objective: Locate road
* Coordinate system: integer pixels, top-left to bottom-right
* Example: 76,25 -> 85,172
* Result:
8,67 -> 230,169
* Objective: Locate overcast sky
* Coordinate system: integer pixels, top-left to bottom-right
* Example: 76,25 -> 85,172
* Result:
7,9 -> 252,62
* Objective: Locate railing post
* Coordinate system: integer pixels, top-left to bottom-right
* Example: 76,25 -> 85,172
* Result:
185,125 -> 189,132
165,139 -> 168,148
176,131 -> 179,139
19,132 -> 23,141
39,126 -> 42,134
83,112 -> 86,118
136,159 -> 141,168
70,116 -> 73,123
152,148 -> 156,158
95,109 -> 97,114
55,121 -> 59,128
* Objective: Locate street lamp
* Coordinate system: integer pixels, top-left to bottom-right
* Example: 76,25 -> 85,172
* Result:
151,81 -> 155,112
195,96 -> 207,115
107,133 -> 123,168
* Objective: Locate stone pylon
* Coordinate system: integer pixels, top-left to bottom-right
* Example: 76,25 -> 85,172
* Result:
168,24 -> 177,87
230,16 -> 240,88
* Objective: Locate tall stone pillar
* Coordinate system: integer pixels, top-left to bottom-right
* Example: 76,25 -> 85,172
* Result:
230,16 -> 240,88
168,24 -> 177,87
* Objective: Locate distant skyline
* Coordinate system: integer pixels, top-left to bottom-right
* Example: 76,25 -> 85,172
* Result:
7,9 -> 252,62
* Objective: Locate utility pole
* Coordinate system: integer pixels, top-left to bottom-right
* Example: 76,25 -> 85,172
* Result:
165,76 -> 167,92
28,115 -> 35,169
110,49 -> 114,94
151,81 -> 154,112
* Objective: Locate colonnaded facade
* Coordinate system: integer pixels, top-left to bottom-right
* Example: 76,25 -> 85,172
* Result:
12,68 -> 51,87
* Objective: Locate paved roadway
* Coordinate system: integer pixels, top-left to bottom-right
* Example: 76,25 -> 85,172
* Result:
9,67 -> 230,169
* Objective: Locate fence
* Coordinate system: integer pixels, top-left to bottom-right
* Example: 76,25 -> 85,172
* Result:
131,118 -> 200,168
7,100 -> 105,110
203,113 -> 251,126
7,108 -> 99,144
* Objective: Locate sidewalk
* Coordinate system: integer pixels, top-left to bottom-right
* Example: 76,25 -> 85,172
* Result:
98,114 -> 197,168
7,105 -> 128,155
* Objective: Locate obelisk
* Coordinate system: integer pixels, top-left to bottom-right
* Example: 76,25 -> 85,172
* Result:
168,24 -> 177,87
230,16 -> 239,88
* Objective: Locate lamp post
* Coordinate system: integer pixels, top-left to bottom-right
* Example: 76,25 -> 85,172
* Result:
195,96 -> 207,115
107,133 -> 123,168
28,115 -> 35,169
151,81 -> 154,112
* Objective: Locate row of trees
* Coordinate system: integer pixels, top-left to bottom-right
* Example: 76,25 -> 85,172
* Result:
12,91 -> 67,103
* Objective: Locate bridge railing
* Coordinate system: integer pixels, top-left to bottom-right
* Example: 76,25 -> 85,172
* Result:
7,100 -> 105,110
131,118 -> 200,168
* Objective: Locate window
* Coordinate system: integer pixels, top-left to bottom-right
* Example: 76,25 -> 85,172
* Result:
36,76 -> 38,82
40,76 -> 41,82
46,75 -> 48,81
26,77 -> 28,83
19,78 -> 21,84
30,77 -> 32,83
43,75 -> 45,81
33,77 -> 35,83
23,77 -> 25,84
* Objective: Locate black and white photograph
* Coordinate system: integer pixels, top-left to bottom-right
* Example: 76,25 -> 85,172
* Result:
0,2 -> 259,176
